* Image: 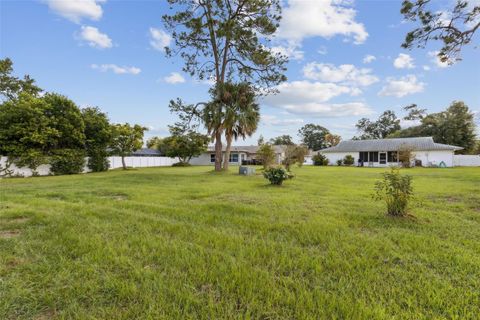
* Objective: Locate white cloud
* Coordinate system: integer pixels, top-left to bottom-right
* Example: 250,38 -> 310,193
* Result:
423,65 -> 431,71
270,44 -> 304,60
91,64 -> 141,75
378,75 -> 425,98
149,28 -> 171,51
262,115 -> 304,126
363,54 -> 376,64
78,26 -> 112,49
393,53 -> 415,69
318,46 -> 328,55
163,72 -> 186,84
278,0 -> 368,45
303,63 -> 379,87
262,80 -> 373,117
428,51 -> 451,68
45,0 -> 105,23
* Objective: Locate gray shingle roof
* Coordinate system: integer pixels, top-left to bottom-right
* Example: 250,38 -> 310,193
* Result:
319,137 -> 463,153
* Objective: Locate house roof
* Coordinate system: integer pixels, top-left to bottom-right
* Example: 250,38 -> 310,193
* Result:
131,148 -> 162,156
319,137 -> 463,153
206,145 -> 287,154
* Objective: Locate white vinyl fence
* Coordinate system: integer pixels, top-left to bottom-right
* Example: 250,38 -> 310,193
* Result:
453,155 -> 480,167
0,156 -> 178,177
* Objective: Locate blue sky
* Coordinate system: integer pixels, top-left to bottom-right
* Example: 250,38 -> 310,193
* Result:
1,0 -> 479,144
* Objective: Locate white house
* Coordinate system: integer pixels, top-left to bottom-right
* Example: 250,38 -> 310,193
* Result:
318,137 -> 462,167
189,145 -> 287,166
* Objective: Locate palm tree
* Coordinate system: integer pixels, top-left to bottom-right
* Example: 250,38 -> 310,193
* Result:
221,83 -> 260,170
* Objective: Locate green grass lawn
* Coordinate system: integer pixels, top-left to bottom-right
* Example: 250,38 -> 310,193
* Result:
1,166 -> 479,319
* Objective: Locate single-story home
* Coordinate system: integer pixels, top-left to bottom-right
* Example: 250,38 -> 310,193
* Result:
131,148 -> 163,157
318,137 -> 462,167
189,145 -> 287,166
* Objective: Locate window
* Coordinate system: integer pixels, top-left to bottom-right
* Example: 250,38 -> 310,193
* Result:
229,153 -> 239,163
369,151 -> 379,162
387,151 -> 398,163
210,154 -> 215,163
359,152 -> 369,162
379,152 -> 387,164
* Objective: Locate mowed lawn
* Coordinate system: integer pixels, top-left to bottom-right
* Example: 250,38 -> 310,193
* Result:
1,166 -> 479,319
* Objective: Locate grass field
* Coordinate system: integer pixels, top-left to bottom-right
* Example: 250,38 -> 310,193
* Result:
1,166 -> 479,319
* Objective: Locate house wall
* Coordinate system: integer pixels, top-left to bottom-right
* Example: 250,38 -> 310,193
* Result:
189,152 -> 247,166
321,150 -> 456,167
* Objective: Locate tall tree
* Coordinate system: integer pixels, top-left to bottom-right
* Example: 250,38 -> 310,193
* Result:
324,134 -> 341,147
298,124 -> 330,151
163,0 -> 288,171
220,83 -> 260,170
163,130 -> 209,164
401,0 -> 480,63
0,58 -> 42,100
269,135 -> 294,145
355,111 -> 401,140
110,124 -> 147,170
82,107 -> 112,172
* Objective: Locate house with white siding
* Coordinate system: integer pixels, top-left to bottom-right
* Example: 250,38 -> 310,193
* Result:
189,145 -> 287,166
318,137 -> 462,167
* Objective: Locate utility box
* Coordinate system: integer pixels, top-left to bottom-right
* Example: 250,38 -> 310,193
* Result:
239,166 -> 255,176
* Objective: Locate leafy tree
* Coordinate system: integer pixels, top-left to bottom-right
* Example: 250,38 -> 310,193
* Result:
220,83 -> 260,170
50,149 -> 86,175
0,93 -> 52,173
324,133 -> 341,147
82,107 -> 112,172
0,58 -> 42,100
163,131 -> 209,164
403,103 -> 427,121
270,135 -> 294,146
257,135 -> 265,146
283,145 -> 308,171
110,124 -> 147,170
392,101 -> 477,153
401,0 -> 480,63
298,124 -> 330,151
146,137 -> 163,149
355,110 -> 401,140
256,143 -> 276,169
163,0 -> 288,171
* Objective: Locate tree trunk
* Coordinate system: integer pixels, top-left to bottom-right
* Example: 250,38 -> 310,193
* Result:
121,156 -> 126,170
214,130 -> 223,171
223,134 -> 233,171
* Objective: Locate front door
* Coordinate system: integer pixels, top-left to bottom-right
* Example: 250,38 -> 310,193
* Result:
379,152 -> 387,164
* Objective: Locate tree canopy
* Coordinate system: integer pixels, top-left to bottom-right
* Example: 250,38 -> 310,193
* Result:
269,135 -> 294,145
0,58 -> 42,100
355,111 -> 401,140
298,124 -> 330,151
401,0 -> 480,63
110,124 -> 147,170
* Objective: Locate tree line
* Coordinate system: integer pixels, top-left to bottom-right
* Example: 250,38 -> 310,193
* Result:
0,58 -> 147,176
354,102 -> 479,154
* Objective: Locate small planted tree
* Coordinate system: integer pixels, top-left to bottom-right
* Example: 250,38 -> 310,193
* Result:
283,145 -> 308,171
163,131 -> 209,165
312,154 -> 329,166
343,155 -> 355,166
398,144 -> 415,168
110,123 -> 147,170
263,167 -> 294,186
374,168 -> 413,217
257,143 -> 276,169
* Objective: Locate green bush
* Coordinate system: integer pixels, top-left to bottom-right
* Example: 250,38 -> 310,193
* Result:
373,168 -> 413,216
343,155 -> 354,166
87,149 -> 110,172
263,167 -> 294,185
172,162 -> 191,167
336,159 -> 343,166
312,154 -> 329,166
50,149 -> 86,175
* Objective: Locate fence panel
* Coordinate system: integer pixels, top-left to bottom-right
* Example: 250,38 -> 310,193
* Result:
453,155 -> 480,167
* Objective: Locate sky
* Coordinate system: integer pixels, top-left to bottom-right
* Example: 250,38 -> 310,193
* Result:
1,0 -> 479,144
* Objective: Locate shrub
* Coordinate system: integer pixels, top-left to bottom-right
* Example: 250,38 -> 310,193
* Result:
373,168 -> 413,217
87,149 -> 110,172
257,143 -> 276,169
312,154 -> 329,166
343,155 -> 354,166
263,167 -> 294,185
336,159 -> 343,166
398,144 -> 415,168
50,149 -> 86,175
172,162 -> 191,167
